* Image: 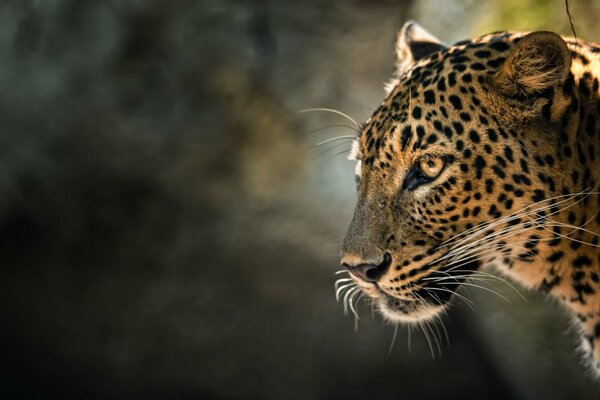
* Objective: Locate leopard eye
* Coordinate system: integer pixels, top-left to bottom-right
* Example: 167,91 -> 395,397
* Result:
402,155 -> 447,191
419,157 -> 445,179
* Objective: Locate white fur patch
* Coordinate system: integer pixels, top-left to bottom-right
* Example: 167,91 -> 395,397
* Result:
348,139 -> 360,161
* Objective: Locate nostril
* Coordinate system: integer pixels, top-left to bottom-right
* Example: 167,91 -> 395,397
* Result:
343,252 -> 392,283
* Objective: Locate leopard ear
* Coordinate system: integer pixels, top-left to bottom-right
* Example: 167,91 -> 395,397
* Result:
492,31 -> 571,98
395,21 -> 446,72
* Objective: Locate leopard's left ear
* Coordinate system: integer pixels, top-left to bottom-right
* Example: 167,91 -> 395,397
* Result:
492,31 -> 571,98
395,21 -> 447,73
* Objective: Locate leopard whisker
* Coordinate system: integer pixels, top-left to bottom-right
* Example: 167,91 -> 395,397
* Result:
435,314 -> 450,346
423,318 -> 442,358
421,286 -> 475,309
533,222 -> 600,248
343,286 -> 361,314
448,269 -> 527,302
407,324 -> 412,354
298,107 -> 362,130
419,320 -> 436,360
442,199 -> 579,261
389,323 -> 399,355
336,283 -> 356,301
439,232 -> 576,282
456,281 -> 510,302
311,140 -> 354,160
429,319 -> 443,357
312,135 -> 357,147
334,277 -> 354,291
438,190 -> 596,252
440,201 -> 584,265
349,290 -> 363,330
306,124 -> 361,135
440,213 -> 551,263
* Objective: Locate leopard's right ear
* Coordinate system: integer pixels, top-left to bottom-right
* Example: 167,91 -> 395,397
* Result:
395,21 -> 447,73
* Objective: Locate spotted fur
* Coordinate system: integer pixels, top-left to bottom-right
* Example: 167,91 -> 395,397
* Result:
340,21 -> 600,374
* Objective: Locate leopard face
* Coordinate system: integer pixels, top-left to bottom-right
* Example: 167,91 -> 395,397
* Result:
340,21 -> 599,332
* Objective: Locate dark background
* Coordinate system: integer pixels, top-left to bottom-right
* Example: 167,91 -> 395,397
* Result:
1,1 -> 600,399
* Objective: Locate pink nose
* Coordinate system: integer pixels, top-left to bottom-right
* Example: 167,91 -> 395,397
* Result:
342,253 -> 391,283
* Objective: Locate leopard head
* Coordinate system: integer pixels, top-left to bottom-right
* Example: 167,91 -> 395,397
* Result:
340,21 -> 573,323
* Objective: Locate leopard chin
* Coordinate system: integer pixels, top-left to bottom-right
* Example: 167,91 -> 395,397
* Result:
377,294 -> 447,323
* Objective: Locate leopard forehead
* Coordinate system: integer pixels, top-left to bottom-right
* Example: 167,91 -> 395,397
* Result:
358,31 -> 521,169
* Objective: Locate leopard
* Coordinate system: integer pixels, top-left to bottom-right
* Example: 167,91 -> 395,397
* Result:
338,21 -> 600,374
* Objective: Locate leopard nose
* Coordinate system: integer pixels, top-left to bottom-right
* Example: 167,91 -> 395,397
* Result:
342,253 -> 392,283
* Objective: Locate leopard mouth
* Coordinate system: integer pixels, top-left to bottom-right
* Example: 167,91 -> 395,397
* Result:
375,259 -> 480,323
377,291 -> 447,323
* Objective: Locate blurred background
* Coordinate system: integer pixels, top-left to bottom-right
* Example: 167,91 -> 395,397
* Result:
2,0 -> 600,399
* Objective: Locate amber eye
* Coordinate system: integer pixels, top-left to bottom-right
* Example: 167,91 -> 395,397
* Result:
419,157 -> 445,179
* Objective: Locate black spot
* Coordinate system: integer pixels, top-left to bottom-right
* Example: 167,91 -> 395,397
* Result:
413,254 -> 424,262
486,128 -> 498,142
485,179 -> 494,193
532,190 -> 545,202
571,170 -> 579,185
492,166 -> 506,179
453,64 -> 467,72
594,322 -> 600,337
489,41 -> 510,51
512,174 -> 531,185
469,130 -> 481,143
440,106 -> 448,118
503,146 -> 514,162
573,255 -> 592,268
474,50 -> 491,58
424,90 -> 435,104
450,55 -> 470,64
573,271 -> 585,281
533,155 -> 545,166
519,159 -> 529,174
459,113 -> 472,122
470,62 -> 485,70
586,114 -> 596,137
540,275 -> 561,292
486,57 -> 505,68
412,106 -> 422,119
452,122 -> 464,135
448,72 -> 457,87
474,156 -> 487,171
547,251 -> 564,262
443,126 -> 453,140
449,95 -> 463,110
437,78 -> 446,91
